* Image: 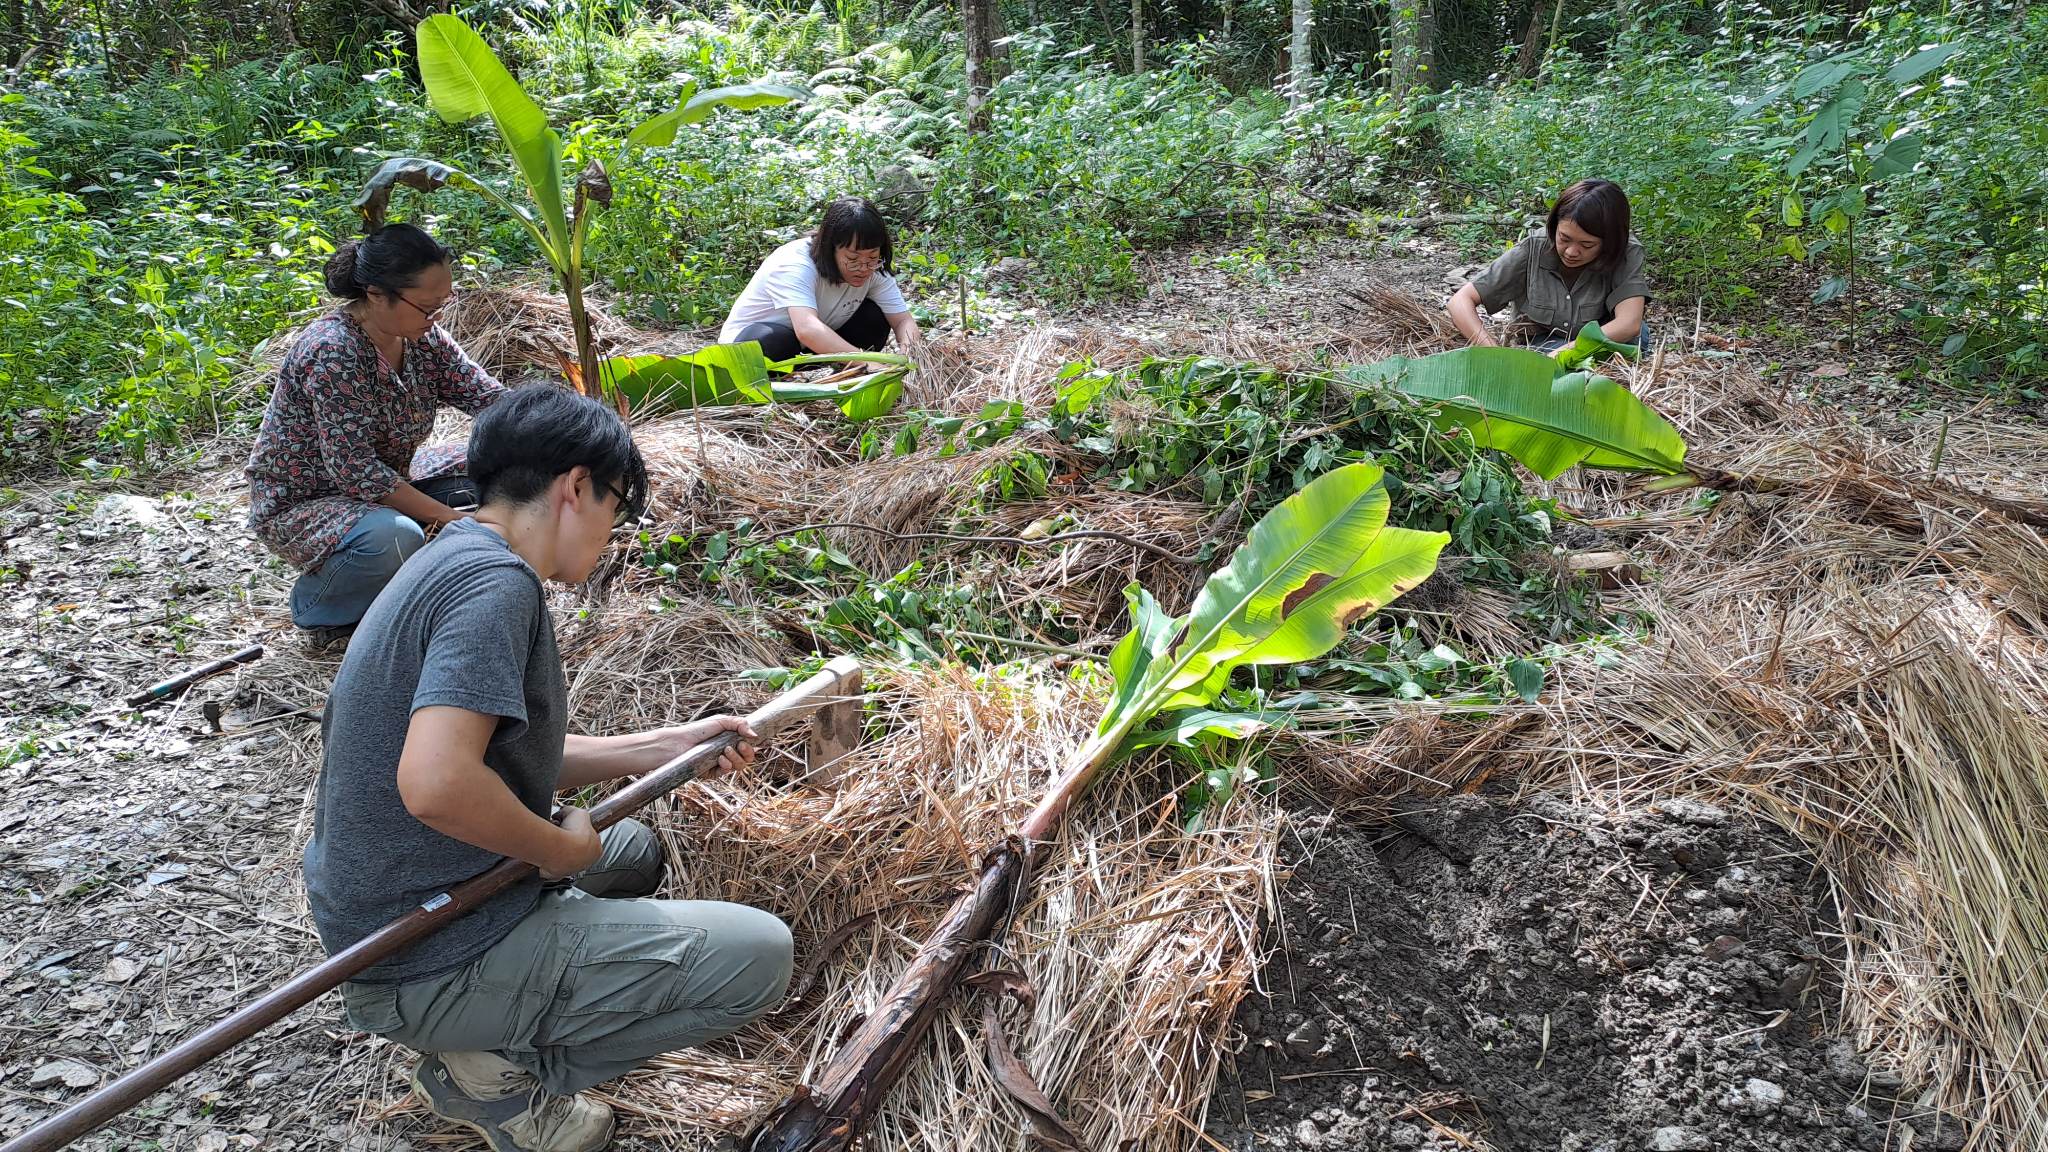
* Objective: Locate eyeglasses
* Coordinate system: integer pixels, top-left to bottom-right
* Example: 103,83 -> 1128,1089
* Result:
600,480 -> 636,528
838,250 -> 884,270
387,289 -> 456,323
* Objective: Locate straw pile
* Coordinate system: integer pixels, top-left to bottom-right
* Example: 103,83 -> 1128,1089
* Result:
245,279 -> 2047,1149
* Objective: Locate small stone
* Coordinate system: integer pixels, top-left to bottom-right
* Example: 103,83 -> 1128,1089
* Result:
1388,1122 -> 1425,1149
1744,1077 -> 1785,1106
1655,798 -> 1727,826
1292,1119 -> 1323,1148
1285,1019 -> 1327,1059
1703,935 -> 1745,960
29,1059 -> 100,1089
1645,1127 -> 1710,1151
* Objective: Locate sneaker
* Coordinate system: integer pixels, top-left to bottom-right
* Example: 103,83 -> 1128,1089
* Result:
412,1052 -> 615,1152
302,624 -> 355,655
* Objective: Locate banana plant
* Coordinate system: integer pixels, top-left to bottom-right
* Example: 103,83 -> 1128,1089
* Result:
744,462 -> 1447,1152
1344,345 -> 1687,479
353,13 -> 802,403
596,344 -> 912,422
1550,321 -> 1642,371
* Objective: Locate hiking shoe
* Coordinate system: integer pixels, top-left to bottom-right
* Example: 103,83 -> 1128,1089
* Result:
412,1052 -> 615,1152
302,624 -> 355,655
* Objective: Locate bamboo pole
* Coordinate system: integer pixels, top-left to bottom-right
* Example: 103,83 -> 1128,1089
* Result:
4,656 -> 864,1152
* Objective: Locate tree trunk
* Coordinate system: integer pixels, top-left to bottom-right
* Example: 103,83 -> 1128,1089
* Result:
1513,3 -> 1543,77
1287,0 -> 1312,106
1541,0 -> 1567,73
1390,0 -> 1433,99
1130,0 -> 1143,72
1220,0 -> 1230,37
964,0 -> 992,132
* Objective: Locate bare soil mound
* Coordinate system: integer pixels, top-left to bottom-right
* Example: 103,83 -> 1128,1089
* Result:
1210,795 -> 1944,1152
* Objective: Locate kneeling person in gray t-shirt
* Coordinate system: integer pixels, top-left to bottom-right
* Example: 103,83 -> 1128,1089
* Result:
304,386 -> 791,1152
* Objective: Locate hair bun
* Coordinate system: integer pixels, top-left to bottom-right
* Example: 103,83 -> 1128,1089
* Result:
323,240 -> 366,299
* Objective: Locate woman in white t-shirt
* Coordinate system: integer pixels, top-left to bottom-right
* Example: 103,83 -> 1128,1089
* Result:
719,197 -> 922,360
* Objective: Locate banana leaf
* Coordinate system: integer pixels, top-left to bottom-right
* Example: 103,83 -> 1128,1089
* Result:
1551,321 -> 1643,370
1103,462 -> 1450,739
415,14 -> 569,258
598,346 -> 910,422
1345,346 -> 1686,479
627,81 -> 808,149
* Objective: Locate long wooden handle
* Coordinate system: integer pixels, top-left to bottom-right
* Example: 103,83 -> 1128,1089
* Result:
3,656 -> 863,1152
124,644 -> 266,708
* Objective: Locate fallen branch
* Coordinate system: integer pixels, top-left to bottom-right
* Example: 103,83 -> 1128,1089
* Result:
752,521 -> 1208,564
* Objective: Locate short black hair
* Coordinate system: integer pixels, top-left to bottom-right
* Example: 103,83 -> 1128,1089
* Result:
810,196 -> 894,285
1547,179 -> 1632,275
323,223 -> 450,300
467,386 -> 650,521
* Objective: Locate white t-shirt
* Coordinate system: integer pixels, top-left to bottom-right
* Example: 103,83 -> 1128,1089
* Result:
718,237 -> 911,343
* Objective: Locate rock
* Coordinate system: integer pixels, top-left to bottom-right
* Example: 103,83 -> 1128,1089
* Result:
872,164 -> 930,221
1906,1110 -> 1968,1151
989,256 -> 1036,283
29,1059 -> 100,1089
93,493 -> 165,528
1388,1122 -> 1424,1149
1654,797 -> 1727,826
1285,1019 -> 1327,1059
1292,1119 -> 1323,1148
1744,1077 -> 1785,1105
1703,934 -> 1745,960
1644,1127 -> 1710,1151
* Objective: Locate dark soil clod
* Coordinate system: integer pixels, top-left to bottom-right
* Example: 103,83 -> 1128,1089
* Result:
1210,794 -> 1910,1152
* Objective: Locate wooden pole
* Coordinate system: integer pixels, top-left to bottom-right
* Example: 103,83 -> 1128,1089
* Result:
3,657 -> 863,1152
124,644 -> 265,708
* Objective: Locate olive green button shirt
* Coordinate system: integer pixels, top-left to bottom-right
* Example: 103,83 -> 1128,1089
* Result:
1469,231 -> 1652,338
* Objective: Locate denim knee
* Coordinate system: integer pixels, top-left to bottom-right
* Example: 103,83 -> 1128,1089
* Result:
350,509 -> 426,577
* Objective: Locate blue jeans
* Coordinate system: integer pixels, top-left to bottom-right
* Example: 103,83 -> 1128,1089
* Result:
288,475 -> 476,629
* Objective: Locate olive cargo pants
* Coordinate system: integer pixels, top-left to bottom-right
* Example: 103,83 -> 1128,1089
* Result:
340,820 -> 793,1096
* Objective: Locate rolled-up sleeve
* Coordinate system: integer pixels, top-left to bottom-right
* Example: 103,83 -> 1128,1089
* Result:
1606,242 -> 1652,310
869,272 -> 911,316
1469,237 -> 1534,312
418,325 -> 508,416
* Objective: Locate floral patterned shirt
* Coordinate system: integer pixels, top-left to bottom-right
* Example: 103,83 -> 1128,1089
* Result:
245,309 -> 506,571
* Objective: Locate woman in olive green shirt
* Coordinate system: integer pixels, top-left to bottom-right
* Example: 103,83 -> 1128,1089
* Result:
1448,179 -> 1651,351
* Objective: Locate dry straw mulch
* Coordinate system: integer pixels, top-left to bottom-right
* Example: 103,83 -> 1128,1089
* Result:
253,282 -> 2047,1149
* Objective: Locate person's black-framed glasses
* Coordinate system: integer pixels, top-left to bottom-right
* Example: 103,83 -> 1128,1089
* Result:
387,288 -> 455,323
600,480 -> 635,528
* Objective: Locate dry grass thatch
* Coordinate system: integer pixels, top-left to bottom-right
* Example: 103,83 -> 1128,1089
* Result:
243,280 -> 2048,1150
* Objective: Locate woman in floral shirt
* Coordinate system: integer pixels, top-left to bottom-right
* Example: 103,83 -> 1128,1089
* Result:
246,224 -> 506,647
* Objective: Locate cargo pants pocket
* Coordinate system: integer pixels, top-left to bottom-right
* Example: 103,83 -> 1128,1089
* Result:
531,921 -> 709,1050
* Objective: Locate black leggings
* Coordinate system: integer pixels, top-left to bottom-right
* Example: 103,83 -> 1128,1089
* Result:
736,299 -> 891,361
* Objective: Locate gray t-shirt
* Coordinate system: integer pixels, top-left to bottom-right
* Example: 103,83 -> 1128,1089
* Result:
304,519 -> 566,982
1468,230 -> 1652,338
